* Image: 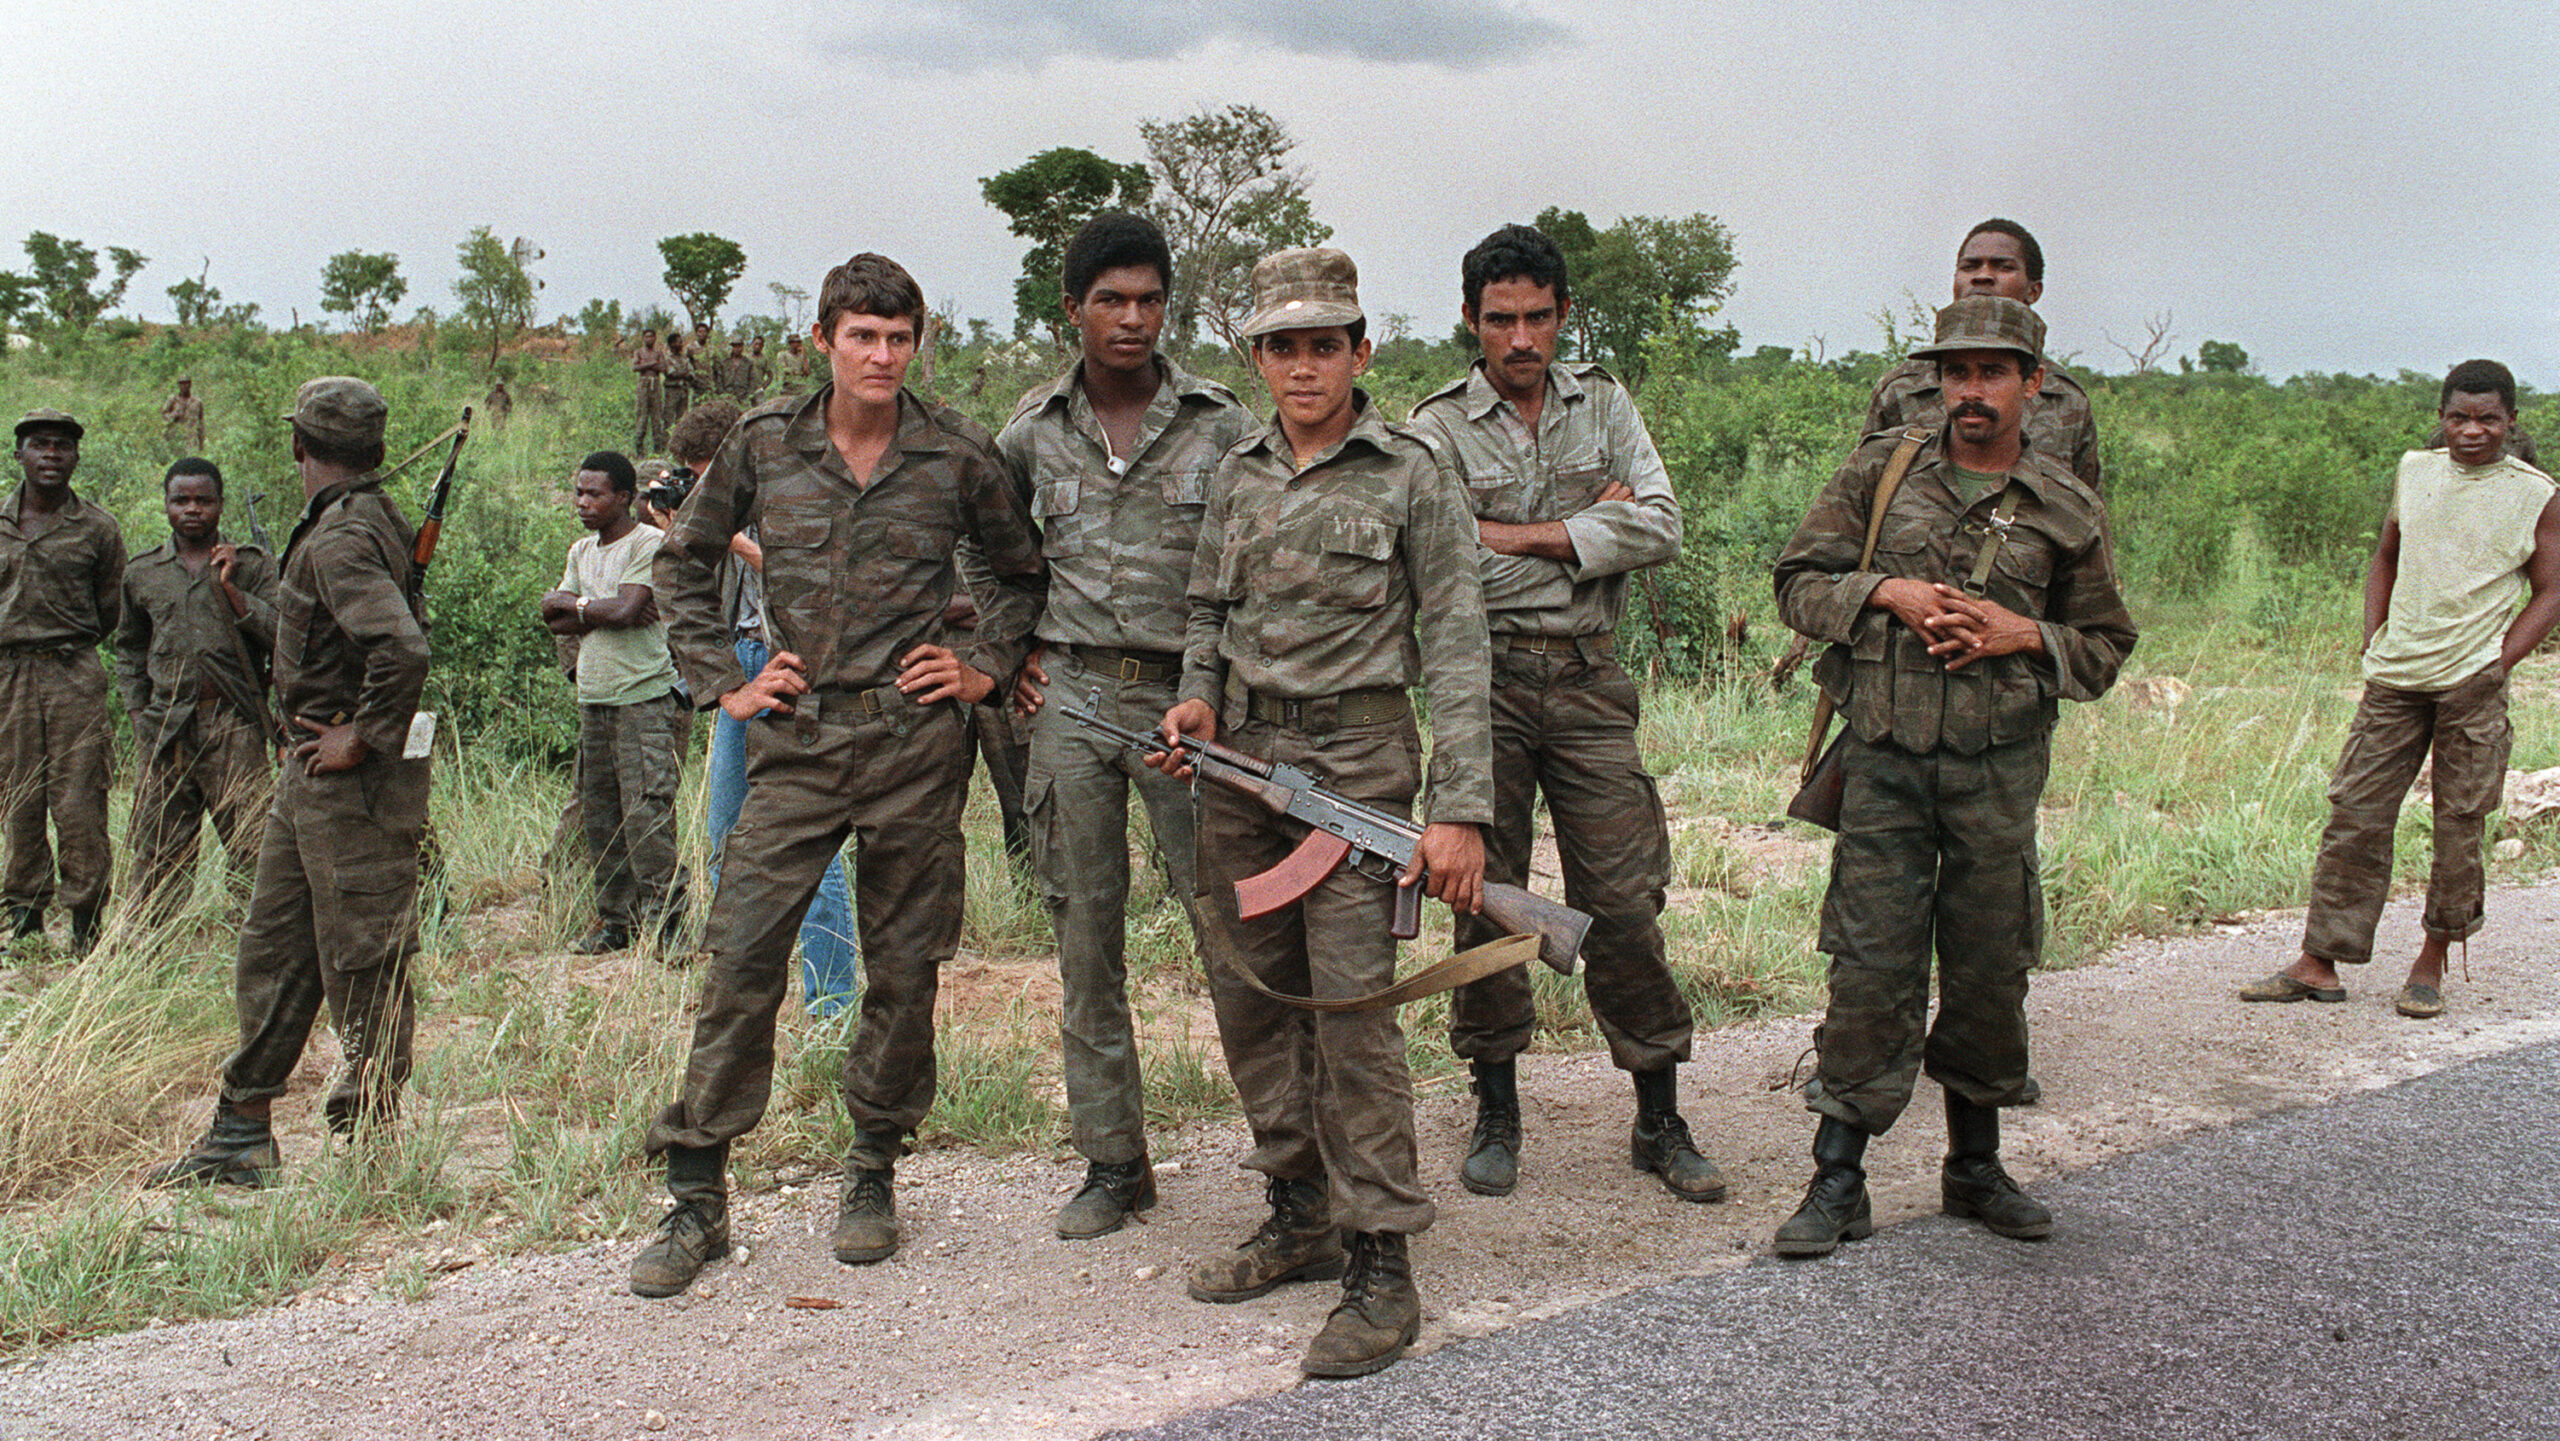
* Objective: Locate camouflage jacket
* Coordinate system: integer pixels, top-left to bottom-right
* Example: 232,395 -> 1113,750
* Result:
716,354 -> 759,401
116,536 -> 280,752
1407,361 -> 1681,637
1866,357 -> 2103,494
1183,394 -> 1494,824
657,385 -> 1045,706
989,356 -> 1254,657
0,487 -> 125,650
1773,430 -> 2134,755
274,475 -> 431,760
162,394 -> 205,438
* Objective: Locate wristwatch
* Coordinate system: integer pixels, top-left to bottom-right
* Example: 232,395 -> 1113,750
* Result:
576,596 -> 590,622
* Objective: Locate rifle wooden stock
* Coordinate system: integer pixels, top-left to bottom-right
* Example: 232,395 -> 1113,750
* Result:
1482,884 -> 1587,977
1233,835 -> 1583,978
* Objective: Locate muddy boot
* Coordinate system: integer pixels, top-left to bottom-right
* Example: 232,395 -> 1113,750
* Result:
66,904 -> 100,958
142,1101 -> 280,1189
4,903 -> 42,949
570,922 -> 631,955
1302,1230 -> 1420,1378
1775,1116 -> 1873,1257
1459,1059 -> 1521,1197
832,1133 -> 901,1265
630,1142 -> 731,1297
1186,1176 -> 1346,1302
323,1088 -> 399,1141
1942,1091 -> 2051,1240
1629,1065 -> 1727,1202
1056,1153 -> 1158,1240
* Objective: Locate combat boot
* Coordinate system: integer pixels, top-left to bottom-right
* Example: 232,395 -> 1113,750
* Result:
570,923 -> 631,955
1302,1230 -> 1420,1378
142,1101 -> 280,1189
1187,1176 -> 1347,1302
832,1132 -> 901,1265
1629,1064 -> 1727,1201
66,904 -> 100,958
1055,1153 -> 1158,1240
1942,1091 -> 2052,1240
1459,1059 -> 1521,1196
630,1142 -> 731,1297
1775,1116 -> 1873,1257
4,903 -> 42,948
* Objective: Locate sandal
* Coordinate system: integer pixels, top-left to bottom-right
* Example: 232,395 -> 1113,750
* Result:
2394,983 -> 2445,1019
2238,972 -> 2347,1003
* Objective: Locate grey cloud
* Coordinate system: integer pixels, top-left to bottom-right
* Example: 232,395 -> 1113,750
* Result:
819,0 -> 1572,71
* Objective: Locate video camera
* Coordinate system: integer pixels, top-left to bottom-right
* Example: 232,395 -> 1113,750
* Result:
641,465 -> 696,518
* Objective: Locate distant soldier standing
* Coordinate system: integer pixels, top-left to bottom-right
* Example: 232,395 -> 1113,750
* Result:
1156,248 -> 1491,1378
663,333 -> 703,437
2242,361 -> 2560,1019
1407,224 -> 1722,1204
146,377 -> 434,1186
541,451 -> 687,954
630,254 -> 1044,1297
0,408 -> 126,957
162,377 -> 207,453
1865,219 -> 2102,492
117,458 -> 279,921
988,212 -> 1254,1238
716,336 -> 759,403
631,329 -> 670,453
1771,297 -> 2133,1257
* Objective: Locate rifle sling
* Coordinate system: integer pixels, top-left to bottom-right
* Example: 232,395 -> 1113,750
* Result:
1799,426 -> 1931,783
1213,933 -> 1540,1014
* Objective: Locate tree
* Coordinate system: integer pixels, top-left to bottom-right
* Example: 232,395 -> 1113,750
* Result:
1532,207 -> 1738,384
22,232 -> 147,332
658,233 -> 747,331
980,146 -> 1152,341
576,297 -> 625,340
1138,105 -> 1332,351
166,262 -> 222,328
767,281 -> 809,333
2196,339 -> 2250,375
319,250 -> 408,331
2105,311 -> 2176,376
453,225 -> 537,368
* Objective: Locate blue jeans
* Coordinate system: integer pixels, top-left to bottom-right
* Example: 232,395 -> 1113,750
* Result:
707,634 -> 859,1016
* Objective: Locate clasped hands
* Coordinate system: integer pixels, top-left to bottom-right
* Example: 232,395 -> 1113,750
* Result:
1871,577 -> 2044,670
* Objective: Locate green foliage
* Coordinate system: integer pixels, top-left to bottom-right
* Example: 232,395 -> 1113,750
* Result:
451,227 -> 536,370
2196,339 -> 2250,374
1534,207 -> 1739,385
980,147 -> 1153,342
656,232 -> 747,332
1139,104 -> 1332,352
318,251 -> 407,332
574,297 -> 623,340
20,232 -> 147,335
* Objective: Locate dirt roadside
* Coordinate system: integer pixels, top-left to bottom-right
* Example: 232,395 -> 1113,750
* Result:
8,877 -> 2558,1441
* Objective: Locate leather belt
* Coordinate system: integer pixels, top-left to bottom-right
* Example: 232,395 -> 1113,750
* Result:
1244,687 -> 1410,730
1061,643 -> 1182,685
1500,632 -> 1613,656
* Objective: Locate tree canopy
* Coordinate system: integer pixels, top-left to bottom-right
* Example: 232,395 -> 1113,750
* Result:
320,251 -> 408,332
20,232 -> 147,333
453,226 -> 537,368
1139,105 -> 1331,352
981,147 -> 1152,341
658,233 -> 748,332
1532,208 -> 1738,384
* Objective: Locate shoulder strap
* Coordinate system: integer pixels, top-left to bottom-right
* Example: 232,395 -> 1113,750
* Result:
1215,933 -> 1539,1013
1799,427 -> 1932,782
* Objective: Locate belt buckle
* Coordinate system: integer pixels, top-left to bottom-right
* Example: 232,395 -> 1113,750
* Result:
860,688 -> 886,717
1119,656 -> 1145,683
1278,697 -> 1306,728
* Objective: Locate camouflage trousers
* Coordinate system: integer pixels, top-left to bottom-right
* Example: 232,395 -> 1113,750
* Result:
0,649 -> 114,915
1451,648 -> 1690,1073
130,707 -> 273,920
220,753 -> 431,1123
2303,666 -> 2511,963
1023,654 -> 1203,1165
579,691 -> 687,929
971,702 -> 1033,863
1807,732 -> 2048,1136
646,691 -> 971,1162
1196,714 -> 1434,1237
634,376 -> 666,454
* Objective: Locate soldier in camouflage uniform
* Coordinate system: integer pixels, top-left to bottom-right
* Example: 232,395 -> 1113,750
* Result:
982,212 -> 1254,1240
147,378 -> 434,1187
117,458 -> 278,921
630,254 -> 1045,1298
1772,297 -> 2133,1258
1865,220 -> 2103,493
162,377 -> 206,453
631,329 -> 670,454
1407,224 -> 1722,1205
716,337 -> 759,403
0,408 -> 125,957
1155,248 -> 1491,1379
663,333 -> 704,438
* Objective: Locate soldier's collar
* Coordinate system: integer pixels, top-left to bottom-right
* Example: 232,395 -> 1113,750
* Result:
1459,360 -> 1582,421
785,386 -> 948,456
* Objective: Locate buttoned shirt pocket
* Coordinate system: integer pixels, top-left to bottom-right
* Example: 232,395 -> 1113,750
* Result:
1162,465 -> 1210,509
1314,511 -> 1397,610
1464,465 -> 1529,524
1552,456 -> 1611,511
1035,476 -> 1085,557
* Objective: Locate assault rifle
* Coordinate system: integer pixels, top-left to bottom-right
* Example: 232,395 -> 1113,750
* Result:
1062,687 -> 1589,978
242,492 -> 275,554
412,405 -> 472,574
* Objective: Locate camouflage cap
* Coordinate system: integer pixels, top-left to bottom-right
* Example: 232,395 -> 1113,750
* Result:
13,407 -> 85,442
280,376 -> 388,450
1908,295 -> 2044,370
1241,247 -> 1363,339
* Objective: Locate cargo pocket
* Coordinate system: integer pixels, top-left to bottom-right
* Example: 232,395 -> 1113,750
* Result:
1037,477 -> 1085,556
317,852 -> 421,974
1314,512 -> 1395,610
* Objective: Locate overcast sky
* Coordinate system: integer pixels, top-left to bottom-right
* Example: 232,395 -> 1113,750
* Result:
6,0 -> 2554,384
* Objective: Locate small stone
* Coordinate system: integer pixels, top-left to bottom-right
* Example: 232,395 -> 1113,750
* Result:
644,1408 -> 669,1431
2494,837 -> 2525,861
1133,1265 -> 1161,1282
